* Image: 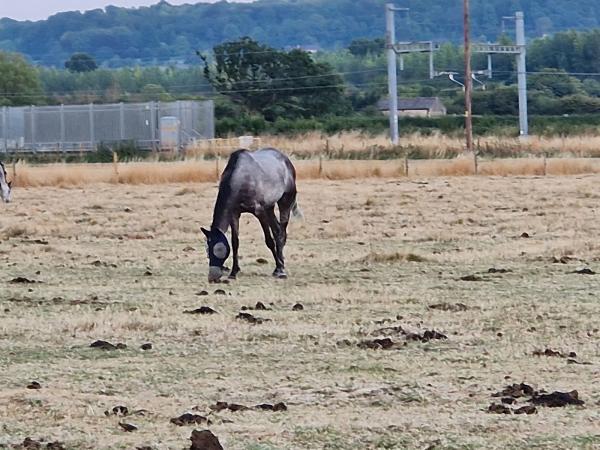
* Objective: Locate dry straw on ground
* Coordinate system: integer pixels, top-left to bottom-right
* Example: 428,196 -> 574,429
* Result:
8,156 -> 600,188
188,131 -> 600,159
1,176 -> 599,449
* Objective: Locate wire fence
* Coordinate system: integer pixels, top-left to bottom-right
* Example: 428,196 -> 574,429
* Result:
0,100 -> 214,153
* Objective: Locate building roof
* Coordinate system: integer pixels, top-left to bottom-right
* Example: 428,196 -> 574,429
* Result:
377,97 -> 445,111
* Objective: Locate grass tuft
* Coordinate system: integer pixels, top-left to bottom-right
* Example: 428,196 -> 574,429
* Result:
361,251 -> 428,263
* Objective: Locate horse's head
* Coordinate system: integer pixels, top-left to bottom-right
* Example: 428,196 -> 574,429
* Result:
0,162 -> 12,203
201,227 -> 231,282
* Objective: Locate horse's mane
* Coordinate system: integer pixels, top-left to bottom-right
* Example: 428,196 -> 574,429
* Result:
212,149 -> 248,227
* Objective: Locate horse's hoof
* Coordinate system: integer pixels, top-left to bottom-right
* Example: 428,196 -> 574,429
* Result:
273,269 -> 287,279
228,274 -> 237,280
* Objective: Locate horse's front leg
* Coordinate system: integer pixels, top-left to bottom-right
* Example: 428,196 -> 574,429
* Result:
229,214 -> 241,279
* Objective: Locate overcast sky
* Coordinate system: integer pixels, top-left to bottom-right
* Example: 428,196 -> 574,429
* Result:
1,1 -> 254,21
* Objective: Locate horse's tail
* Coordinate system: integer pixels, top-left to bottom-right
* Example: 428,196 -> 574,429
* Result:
291,199 -> 304,220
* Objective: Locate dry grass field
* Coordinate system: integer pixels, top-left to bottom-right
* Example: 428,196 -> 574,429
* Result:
189,132 -> 600,159
1,174 -> 600,449
8,157 -> 600,189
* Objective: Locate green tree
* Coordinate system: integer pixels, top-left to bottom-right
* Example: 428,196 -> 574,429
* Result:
140,83 -> 172,101
348,38 -> 384,57
529,69 -> 583,97
201,37 -> 349,120
65,53 -> 98,72
0,52 -> 43,106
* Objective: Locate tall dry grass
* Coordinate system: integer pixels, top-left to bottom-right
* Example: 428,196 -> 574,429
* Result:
9,157 -> 600,188
187,131 -> 600,159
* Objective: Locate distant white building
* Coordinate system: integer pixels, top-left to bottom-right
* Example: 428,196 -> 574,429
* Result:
377,97 -> 447,117
286,45 -> 321,54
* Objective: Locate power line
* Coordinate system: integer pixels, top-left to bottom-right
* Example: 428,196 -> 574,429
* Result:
24,47 -> 327,66
13,68 -> 388,97
0,76 -> 439,99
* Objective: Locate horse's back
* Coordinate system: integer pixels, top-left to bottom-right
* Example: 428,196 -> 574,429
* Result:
225,148 -> 296,209
233,148 -> 295,187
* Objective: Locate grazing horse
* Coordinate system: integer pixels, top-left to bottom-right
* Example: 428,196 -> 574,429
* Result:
201,148 -> 301,282
0,161 -> 12,203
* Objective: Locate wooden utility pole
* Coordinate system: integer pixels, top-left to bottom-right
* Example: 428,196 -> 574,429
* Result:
463,0 -> 473,153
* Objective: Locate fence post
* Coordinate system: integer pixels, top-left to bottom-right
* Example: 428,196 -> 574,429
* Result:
404,155 -> 409,177
318,154 -> 323,177
177,100 -> 183,152
119,102 -> 125,140
59,104 -> 65,153
150,101 -> 157,152
89,103 -> 95,151
112,151 -> 119,180
30,105 -> 36,153
2,106 -> 7,153
473,151 -> 478,175
215,150 -> 220,181
543,153 -> 547,176
12,161 -> 16,186
156,101 -> 162,151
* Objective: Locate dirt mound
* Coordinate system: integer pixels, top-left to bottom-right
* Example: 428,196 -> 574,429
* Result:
488,382 -> 585,413
428,302 -> 468,312
11,438 -> 65,449
90,340 -> 126,350
209,401 -> 288,412
190,430 -> 223,450
184,306 -> 217,315
170,413 -> 211,426
236,312 -> 270,324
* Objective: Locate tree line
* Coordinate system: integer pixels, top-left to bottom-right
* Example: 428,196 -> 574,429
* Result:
1,0 -> 600,67
2,29 -> 600,137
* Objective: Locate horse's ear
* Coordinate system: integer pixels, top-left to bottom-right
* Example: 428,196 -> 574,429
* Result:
201,227 -> 210,239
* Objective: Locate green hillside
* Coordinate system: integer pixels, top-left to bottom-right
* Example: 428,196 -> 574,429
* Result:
0,0 -> 599,67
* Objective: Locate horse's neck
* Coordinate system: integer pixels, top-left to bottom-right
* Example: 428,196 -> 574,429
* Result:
211,189 -> 233,233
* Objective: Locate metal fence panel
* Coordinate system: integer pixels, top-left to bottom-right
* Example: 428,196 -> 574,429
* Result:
123,103 -> 153,144
63,105 -> 92,149
0,100 -> 214,153
94,104 -> 123,143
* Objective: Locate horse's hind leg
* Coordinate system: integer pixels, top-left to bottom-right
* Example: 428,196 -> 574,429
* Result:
229,214 -> 241,279
264,207 -> 287,278
277,190 -> 296,247
258,212 -> 278,266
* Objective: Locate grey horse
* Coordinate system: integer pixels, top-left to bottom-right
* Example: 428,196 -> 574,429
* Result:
201,148 -> 301,282
0,161 -> 12,203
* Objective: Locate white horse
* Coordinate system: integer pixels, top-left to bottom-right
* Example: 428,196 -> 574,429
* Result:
0,161 -> 12,203
201,148 -> 301,282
